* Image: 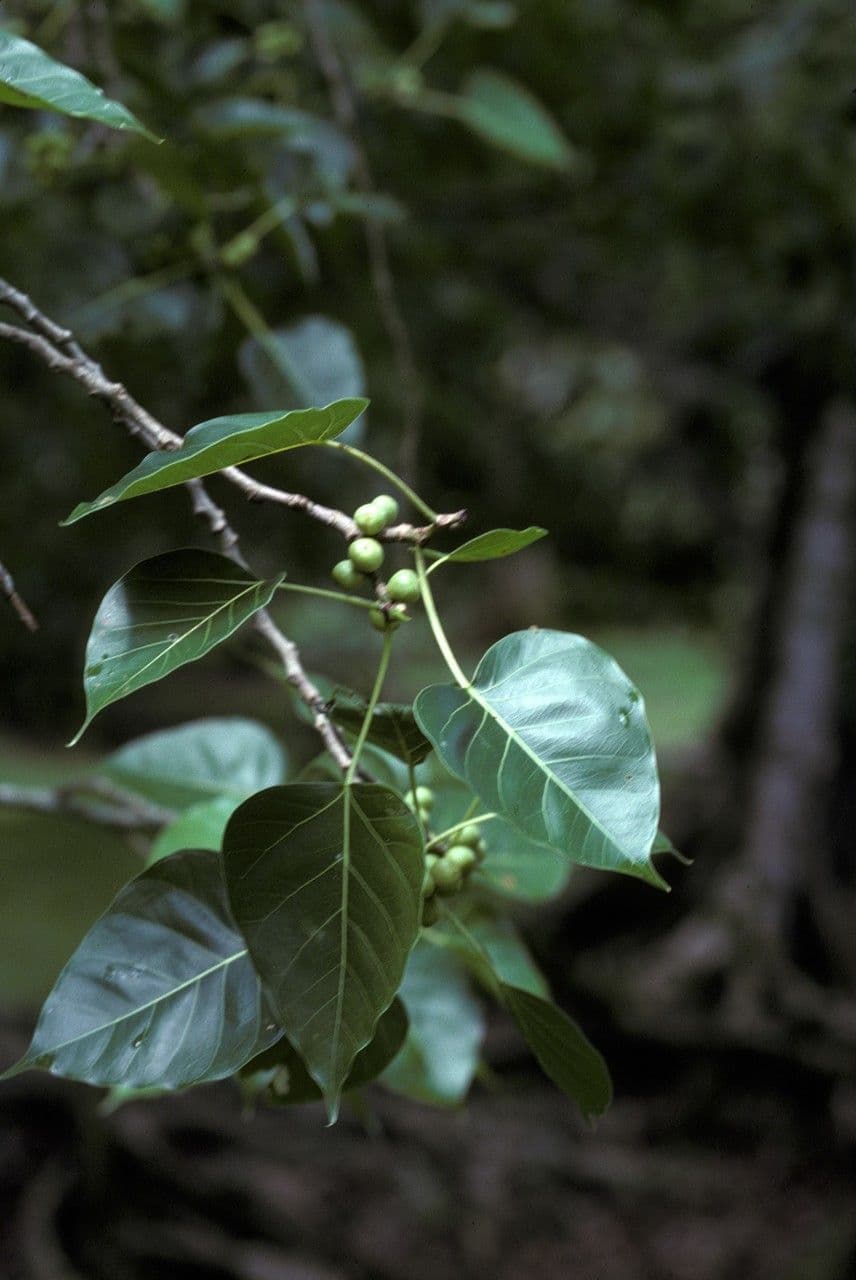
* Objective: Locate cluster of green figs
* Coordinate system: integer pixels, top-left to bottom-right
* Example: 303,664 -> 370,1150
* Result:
331,493 -> 422,630
407,786 -> 487,926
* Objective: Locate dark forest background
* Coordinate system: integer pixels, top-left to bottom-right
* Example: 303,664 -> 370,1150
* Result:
1,2 -> 855,1277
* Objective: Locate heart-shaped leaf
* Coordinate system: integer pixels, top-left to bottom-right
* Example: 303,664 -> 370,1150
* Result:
223,783 -> 423,1118
104,718 -> 287,810
241,997 -> 408,1106
430,526 -> 547,570
71,550 -> 283,743
381,941 -> 484,1106
0,29 -> 158,140
2,850 -> 281,1090
415,629 -> 663,886
62,399 -> 367,524
328,691 -> 433,766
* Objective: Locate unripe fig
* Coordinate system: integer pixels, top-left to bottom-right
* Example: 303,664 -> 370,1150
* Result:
349,538 -> 384,573
369,606 -> 400,632
387,569 -> 421,604
445,844 -> 477,875
431,857 -> 463,894
457,824 -> 482,848
353,502 -> 387,536
372,494 -> 399,526
414,785 -> 434,809
332,559 -> 363,591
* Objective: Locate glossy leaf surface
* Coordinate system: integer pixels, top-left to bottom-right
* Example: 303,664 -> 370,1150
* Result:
63,399 -> 367,523
3,851 -> 281,1090
72,550 -> 282,743
0,29 -> 158,140
415,629 -> 663,886
223,783 -> 423,1116
104,718 -> 287,810
432,526 -> 547,568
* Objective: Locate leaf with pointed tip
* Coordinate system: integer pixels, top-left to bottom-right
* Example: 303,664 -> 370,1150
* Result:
500,985 -> 612,1121
415,629 -> 664,887
72,550 -> 283,743
381,941 -> 484,1106
241,998 -> 408,1106
148,796 -> 238,865
328,691 -> 432,766
436,905 -> 610,1119
455,68 -> 575,170
474,820 -> 573,901
104,718 -> 288,810
223,783 -> 423,1119
0,29 -> 159,140
1,850 -> 281,1090
62,399 -> 367,524
430,526 -> 547,570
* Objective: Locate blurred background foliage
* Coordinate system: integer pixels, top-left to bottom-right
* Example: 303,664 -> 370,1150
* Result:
2,4 -> 856,1275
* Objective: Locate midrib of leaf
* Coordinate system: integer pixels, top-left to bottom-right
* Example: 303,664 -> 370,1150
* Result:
27,948 -> 247,1059
106,574 -> 280,702
457,677 -> 634,862
330,787 -> 352,1097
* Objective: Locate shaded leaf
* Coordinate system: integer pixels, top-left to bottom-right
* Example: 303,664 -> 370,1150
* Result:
2,851 -> 281,1090
241,998 -> 407,1106
72,550 -> 283,743
431,526 -> 547,568
0,29 -> 158,141
415,629 -> 664,886
194,99 -> 355,182
329,691 -> 433,766
62,399 -> 367,524
501,984 -> 612,1121
148,796 -> 238,865
436,902 -> 550,998
455,68 -> 575,169
104,717 -> 287,810
381,941 -> 484,1105
223,783 -> 423,1117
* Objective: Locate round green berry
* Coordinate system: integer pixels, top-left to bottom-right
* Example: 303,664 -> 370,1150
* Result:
416,806 -> 432,826
372,494 -> 399,526
387,569 -> 421,604
369,606 -> 400,632
457,824 -> 482,848
353,502 -> 387,536
349,537 -> 384,574
422,868 -> 437,898
431,857 -> 463,894
414,785 -> 434,809
421,897 -> 440,927
445,844 -> 478,875
332,559 -> 363,591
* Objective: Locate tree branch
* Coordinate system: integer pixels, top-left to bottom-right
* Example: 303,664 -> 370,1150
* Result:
0,556 -> 39,632
0,781 -> 172,832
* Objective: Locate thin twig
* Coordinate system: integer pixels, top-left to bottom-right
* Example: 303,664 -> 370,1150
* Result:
0,557 -> 39,632
301,0 -> 424,485
0,782 -> 170,831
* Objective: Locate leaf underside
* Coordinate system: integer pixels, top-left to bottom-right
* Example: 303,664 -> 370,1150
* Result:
415,629 -> 663,886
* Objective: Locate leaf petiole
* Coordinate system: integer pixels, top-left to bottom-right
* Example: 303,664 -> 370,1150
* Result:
322,441 -> 437,522
413,547 -> 471,689
344,630 -> 395,785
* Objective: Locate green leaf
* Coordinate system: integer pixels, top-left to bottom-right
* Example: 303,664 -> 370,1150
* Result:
71,550 -> 283,744
431,526 -> 547,568
2,850 -> 281,1090
104,717 -> 287,810
475,819 -> 573,902
500,985 -> 612,1121
241,998 -> 408,1106
435,902 -> 550,998
62,399 -> 367,524
414,629 -> 664,887
454,68 -> 575,170
223,783 -> 423,1118
381,941 -> 484,1106
0,29 -> 158,141
239,318 -> 366,440
328,691 -> 433,766
194,99 -> 355,182
148,796 -> 237,865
